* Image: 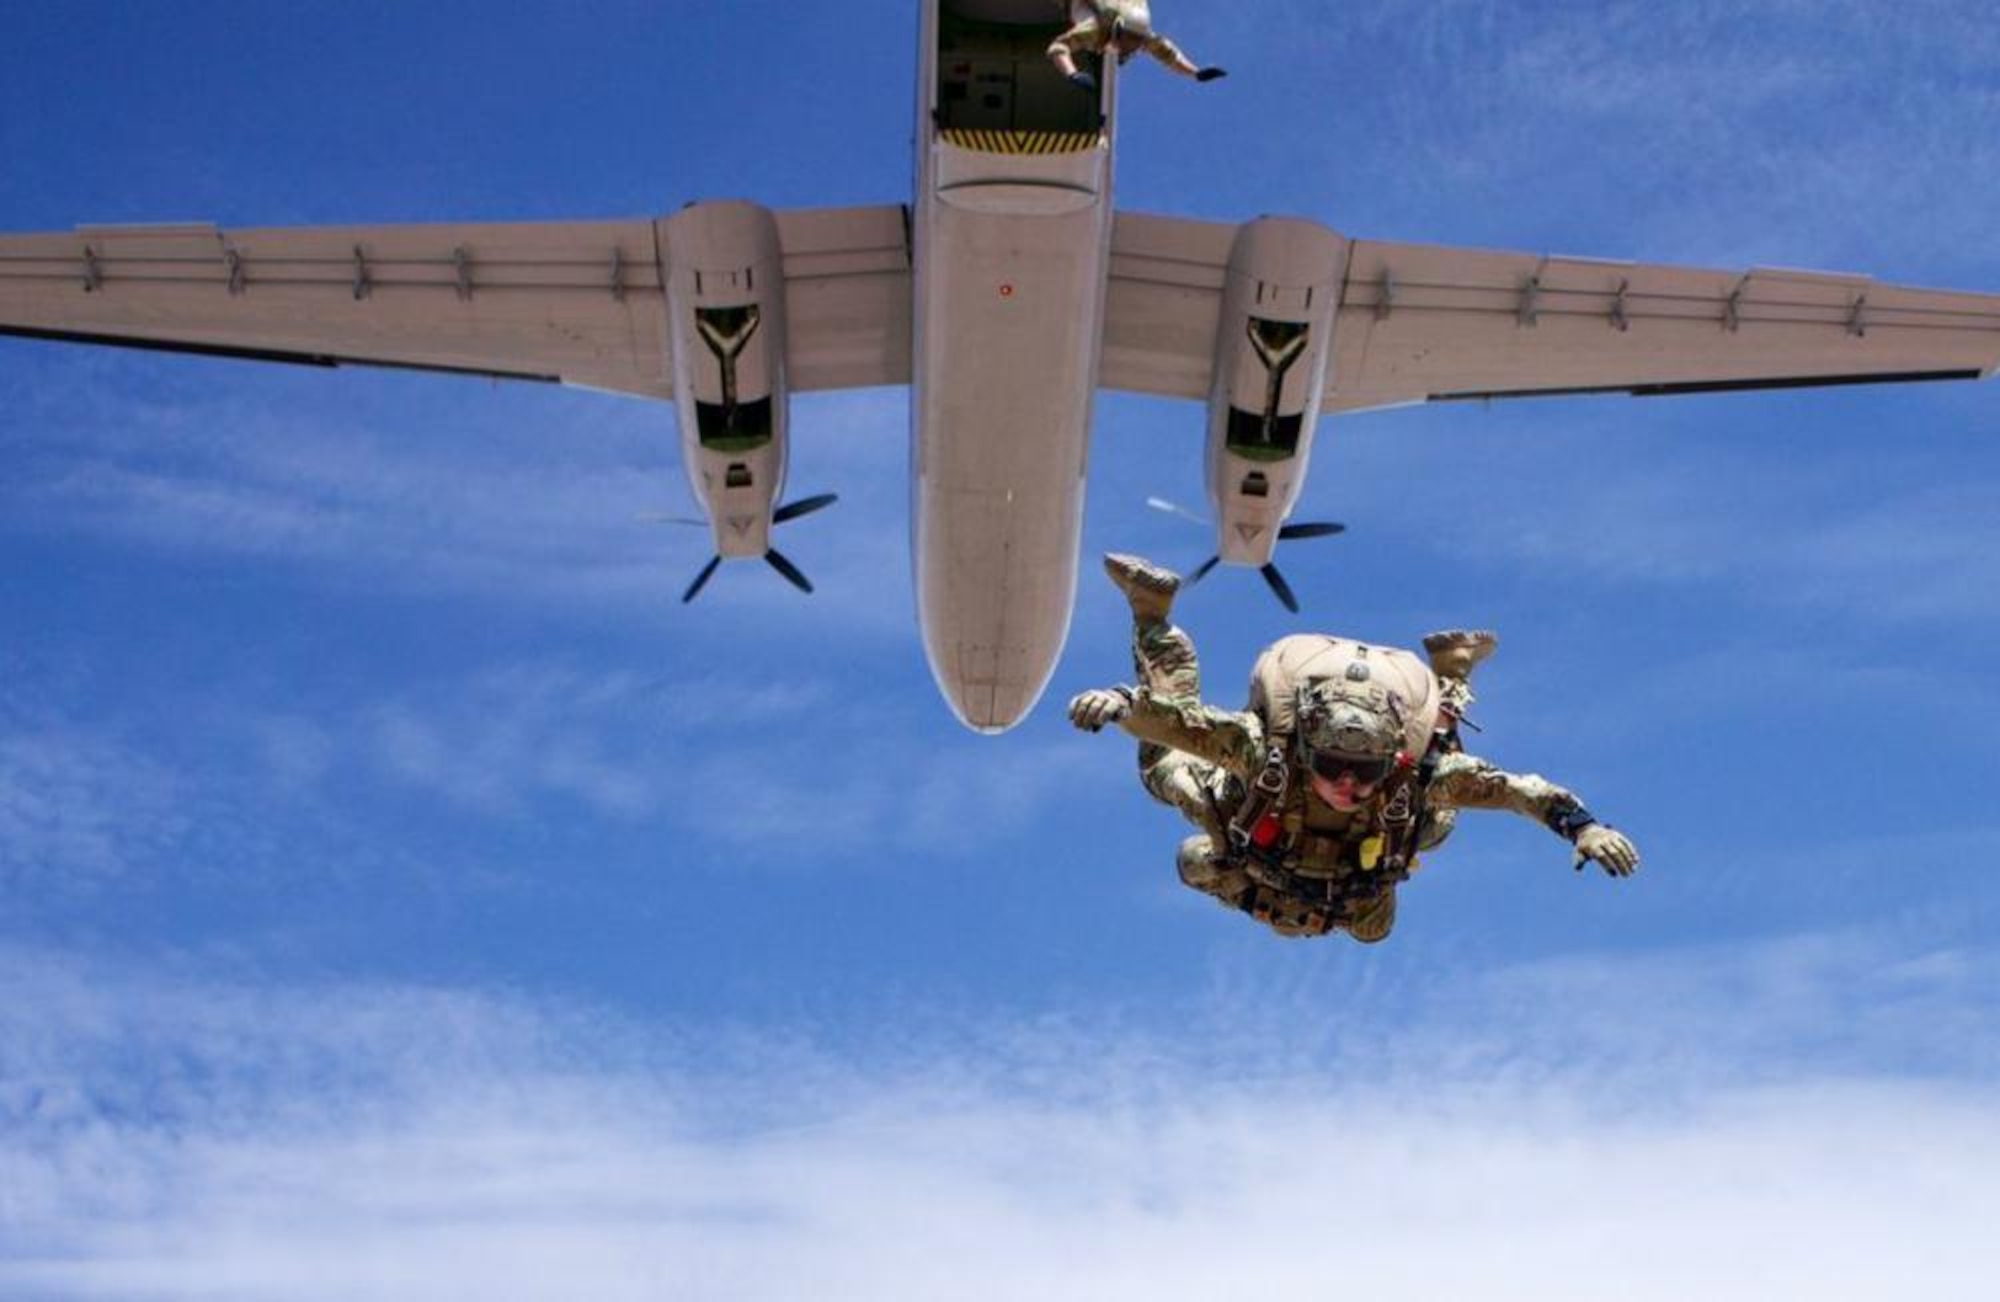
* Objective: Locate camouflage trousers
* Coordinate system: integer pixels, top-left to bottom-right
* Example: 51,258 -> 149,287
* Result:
1129,617 -> 1398,943
1048,18 -> 1201,79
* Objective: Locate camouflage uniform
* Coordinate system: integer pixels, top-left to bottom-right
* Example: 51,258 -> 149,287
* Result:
1078,557 -> 1631,942
1047,1 -> 1221,83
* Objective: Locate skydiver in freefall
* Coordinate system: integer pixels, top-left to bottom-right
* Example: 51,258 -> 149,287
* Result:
1069,555 -> 1641,941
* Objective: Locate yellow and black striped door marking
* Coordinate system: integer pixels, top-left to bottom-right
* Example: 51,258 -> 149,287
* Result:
939,128 -> 1099,156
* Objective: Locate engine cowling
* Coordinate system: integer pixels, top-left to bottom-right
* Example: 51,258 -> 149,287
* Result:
662,201 -> 790,559
1204,217 -> 1347,565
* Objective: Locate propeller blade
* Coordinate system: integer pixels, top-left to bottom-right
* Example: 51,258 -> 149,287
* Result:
1185,555 -> 1222,586
1146,496 -> 1209,526
765,548 -> 814,594
773,492 -> 838,524
1260,562 -> 1300,613
1278,521 -> 1347,540
637,513 -> 708,527
681,555 -> 723,604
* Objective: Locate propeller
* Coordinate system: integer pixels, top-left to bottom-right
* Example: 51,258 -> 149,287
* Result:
1256,561 -> 1301,614
668,492 -> 839,604
771,492 -> 837,524
1146,497 -> 1346,614
680,554 -> 724,603
763,548 -> 813,594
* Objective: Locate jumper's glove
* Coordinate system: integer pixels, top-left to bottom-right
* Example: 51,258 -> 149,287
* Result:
1195,66 -> 1228,82
1573,824 -> 1640,877
1068,687 -> 1132,733
1069,70 -> 1099,92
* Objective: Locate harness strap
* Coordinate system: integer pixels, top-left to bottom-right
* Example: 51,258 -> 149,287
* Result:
1235,740 -> 1448,918
1374,753 -> 1423,875
1225,744 -> 1289,857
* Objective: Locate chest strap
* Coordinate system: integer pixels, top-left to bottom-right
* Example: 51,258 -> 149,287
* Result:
1230,741 -> 1447,910
1374,744 -> 1443,876
1225,744 -> 1290,861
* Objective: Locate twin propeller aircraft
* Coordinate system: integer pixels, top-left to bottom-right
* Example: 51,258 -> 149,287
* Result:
5,0 -> 1998,731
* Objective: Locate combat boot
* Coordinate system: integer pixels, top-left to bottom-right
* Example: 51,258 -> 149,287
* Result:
1422,629 -> 1498,682
1345,888 -> 1397,945
1424,629 -> 1498,721
1103,553 -> 1182,625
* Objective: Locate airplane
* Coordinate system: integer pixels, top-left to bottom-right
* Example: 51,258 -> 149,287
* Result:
3,0 -> 1998,735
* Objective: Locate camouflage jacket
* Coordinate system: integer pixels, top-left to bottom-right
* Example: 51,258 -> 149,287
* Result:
1120,685 -> 1590,875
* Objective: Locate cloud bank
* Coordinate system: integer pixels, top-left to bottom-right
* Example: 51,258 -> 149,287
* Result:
4,938 -> 1994,1301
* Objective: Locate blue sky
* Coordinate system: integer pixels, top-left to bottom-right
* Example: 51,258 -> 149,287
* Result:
3,2 -> 1997,1297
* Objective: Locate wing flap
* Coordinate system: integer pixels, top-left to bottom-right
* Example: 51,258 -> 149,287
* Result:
1101,211 -> 1234,399
776,205 -> 912,392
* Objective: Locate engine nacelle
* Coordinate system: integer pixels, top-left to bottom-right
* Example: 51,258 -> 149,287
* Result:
663,201 -> 790,559
1204,217 -> 1347,565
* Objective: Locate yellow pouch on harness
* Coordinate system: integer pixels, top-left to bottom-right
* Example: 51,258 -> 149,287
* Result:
1357,836 -> 1418,875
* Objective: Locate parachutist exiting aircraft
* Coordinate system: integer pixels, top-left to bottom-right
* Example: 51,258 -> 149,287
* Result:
4,1 -> 1998,733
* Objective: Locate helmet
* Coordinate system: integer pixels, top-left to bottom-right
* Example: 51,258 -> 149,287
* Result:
1249,634 -> 1443,763
1295,665 -> 1406,779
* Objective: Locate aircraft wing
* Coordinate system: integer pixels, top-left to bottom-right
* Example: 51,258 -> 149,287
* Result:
0,207 -> 909,399
1100,213 -> 1236,400
1102,212 -> 2000,410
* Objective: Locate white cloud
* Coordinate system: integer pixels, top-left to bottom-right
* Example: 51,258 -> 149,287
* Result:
0,654 -> 1107,889
0,727 -> 188,888
3,372 -> 915,631
2,937 -> 1995,1301
328,661 -> 1112,859
11,1082 -> 1997,1301
1239,0 -> 1997,277
1329,406 -> 2000,627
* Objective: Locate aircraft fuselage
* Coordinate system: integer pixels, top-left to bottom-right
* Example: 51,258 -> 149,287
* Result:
911,0 -> 1119,732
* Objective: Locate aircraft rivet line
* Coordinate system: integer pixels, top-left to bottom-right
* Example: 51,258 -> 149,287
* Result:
81,245 -> 101,293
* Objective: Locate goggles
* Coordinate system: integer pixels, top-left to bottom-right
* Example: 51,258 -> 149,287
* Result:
1307,751 -> 1394,786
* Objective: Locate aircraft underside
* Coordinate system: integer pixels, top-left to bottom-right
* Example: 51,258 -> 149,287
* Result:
912,0 -> 1118,730
2,0 -> 1997,732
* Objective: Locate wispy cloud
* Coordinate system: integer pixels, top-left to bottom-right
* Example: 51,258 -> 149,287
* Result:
0,655 -> 1102,886
1228,0 -> 1999,277
3,371 -> 914,630
2,936 -> 1995,1300
1331,405 -> 2000,627
0,726 -> 187,889
341,660 -> 1097,856
1,661 -> 150,886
